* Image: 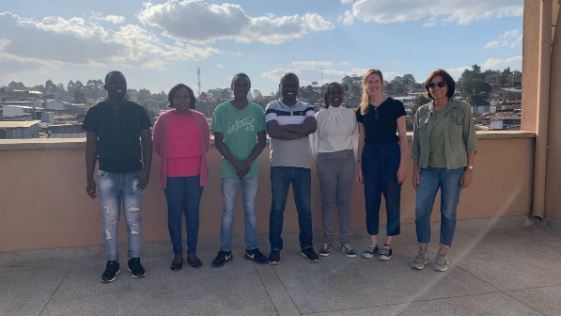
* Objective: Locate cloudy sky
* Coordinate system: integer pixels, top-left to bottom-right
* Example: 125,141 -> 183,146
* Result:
0,0 -> 523,95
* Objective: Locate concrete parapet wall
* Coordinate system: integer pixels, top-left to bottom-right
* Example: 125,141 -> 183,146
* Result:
0,133 -> 534,251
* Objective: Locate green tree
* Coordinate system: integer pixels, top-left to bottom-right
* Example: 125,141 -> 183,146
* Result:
457,65 -> 492,106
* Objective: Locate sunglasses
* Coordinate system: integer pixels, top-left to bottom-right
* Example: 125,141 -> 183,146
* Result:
428,81 -> 446,89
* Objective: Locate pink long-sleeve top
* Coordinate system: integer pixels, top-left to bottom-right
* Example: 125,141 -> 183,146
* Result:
153,109 -> 210,189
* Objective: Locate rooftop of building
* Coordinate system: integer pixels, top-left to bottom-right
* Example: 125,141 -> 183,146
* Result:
2,217 -> 560,316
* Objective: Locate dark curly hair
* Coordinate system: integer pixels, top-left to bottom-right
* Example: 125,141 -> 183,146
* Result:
168,83 -> 196,108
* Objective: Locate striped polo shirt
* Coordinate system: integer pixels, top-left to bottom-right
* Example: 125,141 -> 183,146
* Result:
265,99 -> 315,168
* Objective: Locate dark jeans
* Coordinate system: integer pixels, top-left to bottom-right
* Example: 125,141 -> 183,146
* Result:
269,166 -> 314,251
164,176 -> 203,255
361,142 -> 401,236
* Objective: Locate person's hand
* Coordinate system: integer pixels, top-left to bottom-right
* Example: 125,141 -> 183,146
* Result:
461,169 -> 473,189
397,165 -> 406,184
238,160 -> 251,177
137,168 -> 150,190
356,166 -> 363,184
86,179 -> 97,199
232,160 -> 249,178
412,168 -> 420,191
304,116 -> 315,123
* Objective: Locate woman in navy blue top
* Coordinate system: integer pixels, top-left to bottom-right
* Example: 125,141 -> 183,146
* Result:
356,69 -> 407,261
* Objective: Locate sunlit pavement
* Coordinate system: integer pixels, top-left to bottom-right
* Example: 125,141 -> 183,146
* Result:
1,216 -> 560,316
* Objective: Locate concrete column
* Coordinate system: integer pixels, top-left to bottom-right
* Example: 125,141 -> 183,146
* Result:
532,0 -> 553,219
545,2 -> 561,220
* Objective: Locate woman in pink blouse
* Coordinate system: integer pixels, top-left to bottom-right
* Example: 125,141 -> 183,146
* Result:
153,84 -> 210,270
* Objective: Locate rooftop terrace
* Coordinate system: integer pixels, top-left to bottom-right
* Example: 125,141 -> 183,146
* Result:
2,218 -> 561,316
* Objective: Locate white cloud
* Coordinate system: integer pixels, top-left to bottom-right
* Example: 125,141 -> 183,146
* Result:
91,15 -> 127,24
484,41 -> 501,49
340,0 -> 354,4
291,61 -> 336,69
447,66 -> 471,79
447,56 -> 521,80
484,29 -> 522,49
482,55 -> 522,70
216,63 -> 223,69
138,0 -> 334,44
263,60 -> 371,83
339,10 -> 355,25
0,11 -> 217,75
341,0 -> 522,26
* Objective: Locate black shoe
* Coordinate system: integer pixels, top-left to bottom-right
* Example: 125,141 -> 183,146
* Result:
187,254 -> 203,268
300,248 -> 319,263
100,260 -> 120,283
269,250 -> 281,265
212,250 -> 233,268
170,258 -> 183,271
127,258 -> 145,278
245,248 -> 268,264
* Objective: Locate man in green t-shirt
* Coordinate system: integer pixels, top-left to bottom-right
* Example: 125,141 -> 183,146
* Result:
210,73 -> 268,267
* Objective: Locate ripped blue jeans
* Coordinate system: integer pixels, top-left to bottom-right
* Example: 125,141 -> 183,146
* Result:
97,170 -> 144,261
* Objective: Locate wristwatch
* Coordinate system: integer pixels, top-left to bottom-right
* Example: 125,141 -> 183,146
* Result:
467,165 -> 474,170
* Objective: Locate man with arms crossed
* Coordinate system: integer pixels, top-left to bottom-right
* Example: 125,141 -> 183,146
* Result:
266,73 -> 319,264
83,71 -> 153,283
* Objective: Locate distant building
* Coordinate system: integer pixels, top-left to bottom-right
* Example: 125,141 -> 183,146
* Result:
45,99 -> 65,110
1,105 -> 43,120
492,88 -> 522,111
44,123 -> 85,138
393,96 -> 417,108
0,120 -> 41,139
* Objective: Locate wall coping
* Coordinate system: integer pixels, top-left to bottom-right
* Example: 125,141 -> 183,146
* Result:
0,131 -> 536,150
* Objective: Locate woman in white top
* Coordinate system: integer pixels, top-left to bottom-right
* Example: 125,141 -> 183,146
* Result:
310,82 -> 359,258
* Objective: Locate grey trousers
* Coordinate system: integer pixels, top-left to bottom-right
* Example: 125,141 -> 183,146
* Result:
316,150 -> 356,245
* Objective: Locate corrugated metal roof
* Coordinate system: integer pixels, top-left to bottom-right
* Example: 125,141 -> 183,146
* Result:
0,120 -> 42,128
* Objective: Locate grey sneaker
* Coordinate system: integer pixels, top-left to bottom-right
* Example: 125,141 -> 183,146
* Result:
319,242 -> 331,257
341,244 -> 357,258
378,244 -> 392,261
362,245 -> 378,259
433,252 -> 449,272
411,251 -> 429,270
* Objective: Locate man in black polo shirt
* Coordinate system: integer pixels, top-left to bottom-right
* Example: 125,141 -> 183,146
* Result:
83,71 -> 153,283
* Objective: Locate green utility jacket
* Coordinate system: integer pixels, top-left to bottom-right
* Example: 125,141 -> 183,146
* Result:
411,98 -> 477,169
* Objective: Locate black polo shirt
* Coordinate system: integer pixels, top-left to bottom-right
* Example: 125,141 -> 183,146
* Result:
356,98 -> 406,144
82,100 -> 152,172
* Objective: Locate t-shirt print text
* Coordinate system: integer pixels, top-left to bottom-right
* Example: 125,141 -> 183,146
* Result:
227,116 -> 256,134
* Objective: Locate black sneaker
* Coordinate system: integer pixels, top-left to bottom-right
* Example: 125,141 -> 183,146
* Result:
319,242 -> 331,257
300,248 -> 319,263
245,248 -> 268,264
127,258 -> 145,278
100,260 -> 120,283
269,250 -> 281,265
212,250 -> 233,268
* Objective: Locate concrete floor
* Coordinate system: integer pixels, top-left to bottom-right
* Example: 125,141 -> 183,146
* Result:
1,216 -> 560,316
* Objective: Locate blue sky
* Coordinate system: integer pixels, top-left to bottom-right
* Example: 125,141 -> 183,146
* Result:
0,0 -> 523,95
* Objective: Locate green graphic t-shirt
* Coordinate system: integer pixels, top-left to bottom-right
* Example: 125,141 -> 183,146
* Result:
211,101 -> 265,178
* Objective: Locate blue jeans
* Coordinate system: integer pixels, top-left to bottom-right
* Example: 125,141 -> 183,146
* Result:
220,177 -> 259,251
361,143 -> 401,236
269,167 -> 314,251
97,170 -> 144,261
164,176 -> 203,255
415,167 -> 464,247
